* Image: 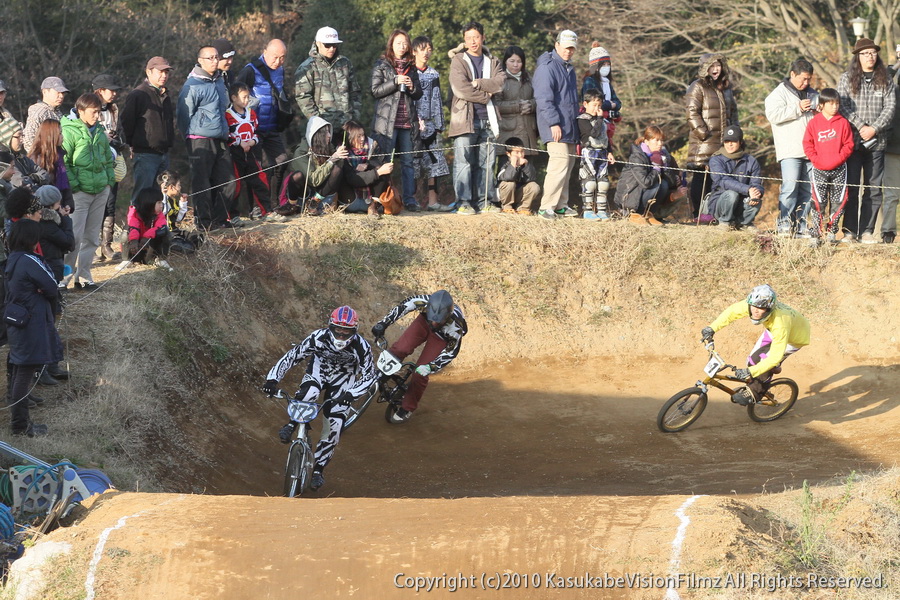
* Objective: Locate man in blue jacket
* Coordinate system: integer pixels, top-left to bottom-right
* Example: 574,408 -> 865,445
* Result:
533,30 -> 580,220
235,39 -> 291,210
176,45 -> 234,230
708,125 -> 764,231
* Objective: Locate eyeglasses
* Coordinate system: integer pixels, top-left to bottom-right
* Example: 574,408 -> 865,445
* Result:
199,54 -> 219,61
322,43 -> 338,49
859,51 -> 878,58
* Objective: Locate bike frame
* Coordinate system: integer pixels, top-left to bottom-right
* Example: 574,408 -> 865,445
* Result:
698,345 -> 779,407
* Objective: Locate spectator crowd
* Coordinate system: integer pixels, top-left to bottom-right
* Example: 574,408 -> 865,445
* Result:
0,22 -> 899,436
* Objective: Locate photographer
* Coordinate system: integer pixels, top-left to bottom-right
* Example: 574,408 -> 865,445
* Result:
764,59 -> 817,237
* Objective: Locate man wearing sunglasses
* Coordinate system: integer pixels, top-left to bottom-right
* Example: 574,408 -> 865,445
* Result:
294,26 -> 362,135
263,306 -> 375,491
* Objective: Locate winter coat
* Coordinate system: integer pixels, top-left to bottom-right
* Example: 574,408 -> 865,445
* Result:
495,72 -> 538,153
887,67 -> 900,154
60,116 -> 115,194
685,53 -> 739,167
707,150 -> 763,213
447,45 -> 505,138
497,159 -> 538,186
23,102 -> 63,152
533,50 -> 579,145
837,69 -> 896,152
293,44 -> 362,131
38,208 -> 74,280
8,152 -> 50,192
120,80 -> 175,154
581,73 -> 622,111
291,115 -> 336,191
235,57 -> 287,134
4,251 -> 63,366
126,205 -> 167,242
370,58 -> 423,145
176,66 -> 229,140
765,80 -> 816,162
614,143 -> 681,212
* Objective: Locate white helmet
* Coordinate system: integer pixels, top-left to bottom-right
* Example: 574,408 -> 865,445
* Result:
747,284 -> 776,324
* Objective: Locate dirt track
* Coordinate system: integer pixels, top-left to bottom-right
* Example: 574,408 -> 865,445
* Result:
27,351 -> 900,598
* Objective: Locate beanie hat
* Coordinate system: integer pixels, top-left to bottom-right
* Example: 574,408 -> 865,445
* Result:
35,185 -> 63,207
0,118 -> 21,149
589,42 -> 609,65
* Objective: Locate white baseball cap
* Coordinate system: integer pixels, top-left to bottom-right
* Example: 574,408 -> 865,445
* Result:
315,26 -> 342,44
557,30 -> 578,49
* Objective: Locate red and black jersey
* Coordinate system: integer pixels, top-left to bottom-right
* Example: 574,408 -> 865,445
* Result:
225,106 -> 259,147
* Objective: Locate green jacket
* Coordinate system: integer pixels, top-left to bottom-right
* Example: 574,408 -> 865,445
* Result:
61,116 -> 115,195
293,44 -> 362,131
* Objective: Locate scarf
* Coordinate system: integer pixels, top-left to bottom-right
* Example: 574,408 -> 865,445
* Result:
641,142 -> 665,172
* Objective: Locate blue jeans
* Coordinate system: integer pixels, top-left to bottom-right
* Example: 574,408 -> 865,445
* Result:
777,158 -> 812,234
131,152 -> 169,205
452,119 -> 495,209
714,190 -> 761,226
391,128 -> 416,207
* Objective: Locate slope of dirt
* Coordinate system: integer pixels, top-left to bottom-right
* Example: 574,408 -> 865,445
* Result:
7,215 -> 900,599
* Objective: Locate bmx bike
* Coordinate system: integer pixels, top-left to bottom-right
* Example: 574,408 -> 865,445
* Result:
656,342 -> 799,433
341,337 -> 417,428
272,391 -> 320,498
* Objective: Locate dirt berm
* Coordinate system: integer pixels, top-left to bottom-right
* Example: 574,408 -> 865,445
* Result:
6,215 -> 900,599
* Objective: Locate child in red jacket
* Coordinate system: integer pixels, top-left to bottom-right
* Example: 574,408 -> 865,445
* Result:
118,188 -> 172,270
802,88 -> 854,245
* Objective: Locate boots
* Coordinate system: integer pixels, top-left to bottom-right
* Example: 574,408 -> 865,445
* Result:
99,216 -> 121,262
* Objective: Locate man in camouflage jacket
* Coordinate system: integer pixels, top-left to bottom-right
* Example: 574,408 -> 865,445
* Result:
293,26 -> 362,134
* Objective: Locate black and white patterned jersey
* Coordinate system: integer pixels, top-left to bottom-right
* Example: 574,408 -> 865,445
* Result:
266,328 -> 376,397
380,294 -> 468,373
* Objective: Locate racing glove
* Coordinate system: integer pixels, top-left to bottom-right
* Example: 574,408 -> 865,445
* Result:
701,327 -> 715,343
415,365 -> 433,377
263,379 -> 278,395
734,368 -> 752,382
371,322 -> 386,338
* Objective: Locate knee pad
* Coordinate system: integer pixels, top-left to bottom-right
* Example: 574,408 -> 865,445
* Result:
581,179 -> 598,195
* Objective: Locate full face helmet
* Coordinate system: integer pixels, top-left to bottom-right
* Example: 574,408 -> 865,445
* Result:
746,284 -> 776,324
329,306 -> 358,349
425,290 -> 454,328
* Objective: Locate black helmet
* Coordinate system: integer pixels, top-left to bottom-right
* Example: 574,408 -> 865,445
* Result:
426,290 -> 453,325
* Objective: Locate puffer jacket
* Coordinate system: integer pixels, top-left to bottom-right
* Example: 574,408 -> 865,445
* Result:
176,66 -> 229,140
495,72 -> 538,153
370,58 -> 422,144
60,116 -> 115,194
447,45 -> 505,138
685,53 -> 739,167
764,80 -> 816,161
293,44 -> 362,130
614,143 -> 681,213
533,50 -> 579,145
235,57 -> 287,134
4,251 -> 63,366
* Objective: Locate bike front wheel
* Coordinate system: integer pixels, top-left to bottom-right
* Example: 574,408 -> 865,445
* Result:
657,387 -> 708,433
748,378 -> 798,422
283,441 -> 312,498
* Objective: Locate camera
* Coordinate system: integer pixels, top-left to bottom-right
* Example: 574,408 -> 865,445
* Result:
806,91 -> 820,113
398,82 -> 408,93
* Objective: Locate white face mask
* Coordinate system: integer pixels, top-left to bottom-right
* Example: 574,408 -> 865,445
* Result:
599,65 -> 611,77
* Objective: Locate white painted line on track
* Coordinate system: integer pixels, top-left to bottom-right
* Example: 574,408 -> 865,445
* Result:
664,494 -> 706,600
84,495 -> 185,600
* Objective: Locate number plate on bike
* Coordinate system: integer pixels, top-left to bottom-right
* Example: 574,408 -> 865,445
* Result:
377,350 -> 403,375
288,401 -> 319,424
703,354 -> 725,377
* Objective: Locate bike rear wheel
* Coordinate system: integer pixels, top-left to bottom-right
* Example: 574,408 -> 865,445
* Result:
343,385 -> 376,431
657,387 -> 708,433
748,378 -> 798,422
283,441 -> 311,498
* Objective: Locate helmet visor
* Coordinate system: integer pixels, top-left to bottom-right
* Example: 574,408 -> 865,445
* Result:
330,325 -> 356,340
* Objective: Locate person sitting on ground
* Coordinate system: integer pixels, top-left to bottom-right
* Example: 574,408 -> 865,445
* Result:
340,120 -> 394,215
157,170 -> 200,254
613,125 -> 686,226
225,82 -> 285,222
496,137 -> 540,215
5,219 -> 63,437
286,116 -> 348,216
578,88 -> 616,221
117,188 -> 172,271
701,284 -> 810,405
263,306 -> 376,492
707,125 -> 763,231
371,290 -> 468,424
802,88 -> 854,245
